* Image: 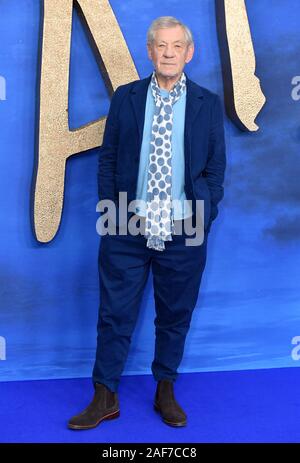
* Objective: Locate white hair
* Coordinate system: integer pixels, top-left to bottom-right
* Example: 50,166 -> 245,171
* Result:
147,16 -> 194,46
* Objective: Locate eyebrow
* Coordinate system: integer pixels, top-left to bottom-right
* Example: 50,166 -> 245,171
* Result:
157,40 -> 185,44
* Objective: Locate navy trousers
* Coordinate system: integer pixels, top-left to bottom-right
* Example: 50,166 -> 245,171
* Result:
92,216 -> 208,392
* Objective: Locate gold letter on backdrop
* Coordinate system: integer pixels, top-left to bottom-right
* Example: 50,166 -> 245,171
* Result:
215,0 -> 266,131
34,0 -> 266,242
33,0 -> 138,243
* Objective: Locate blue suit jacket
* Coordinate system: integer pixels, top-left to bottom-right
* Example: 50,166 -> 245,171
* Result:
98,73 -> 226,233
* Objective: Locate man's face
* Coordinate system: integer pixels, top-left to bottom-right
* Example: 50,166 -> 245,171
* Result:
147,25 -> 194,80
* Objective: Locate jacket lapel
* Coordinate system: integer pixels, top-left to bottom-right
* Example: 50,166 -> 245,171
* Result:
184,74 -> 204,141
129,73 -> 152,148
184,75 -> 204,185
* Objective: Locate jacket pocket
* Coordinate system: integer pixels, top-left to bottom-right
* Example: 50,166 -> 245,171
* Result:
193,177 -> 211,230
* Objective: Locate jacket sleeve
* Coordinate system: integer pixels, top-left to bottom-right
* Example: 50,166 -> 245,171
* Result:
97,86 -> 122,203
203,93 -> 226,232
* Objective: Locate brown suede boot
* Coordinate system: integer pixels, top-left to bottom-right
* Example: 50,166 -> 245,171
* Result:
68,383 -> 120,430
154,379 -> 187,427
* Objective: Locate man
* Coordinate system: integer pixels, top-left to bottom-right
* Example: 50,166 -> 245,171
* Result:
68,16 -> 226,429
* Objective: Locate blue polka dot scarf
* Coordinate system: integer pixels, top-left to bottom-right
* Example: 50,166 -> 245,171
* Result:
144,70 -> 186,251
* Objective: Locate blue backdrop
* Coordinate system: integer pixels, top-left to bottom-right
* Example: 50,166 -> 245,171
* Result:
1,0 -> 300,381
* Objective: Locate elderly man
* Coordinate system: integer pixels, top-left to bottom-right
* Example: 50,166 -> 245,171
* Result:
68,15 -> 226,429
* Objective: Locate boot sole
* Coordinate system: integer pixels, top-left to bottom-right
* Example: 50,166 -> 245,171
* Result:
153,402 -> 187,427
68,409 -> 120,430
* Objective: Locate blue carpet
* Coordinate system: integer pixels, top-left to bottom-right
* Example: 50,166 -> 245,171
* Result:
0,368 -> 299,443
